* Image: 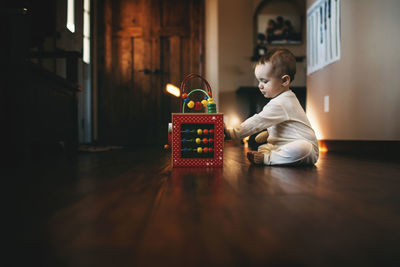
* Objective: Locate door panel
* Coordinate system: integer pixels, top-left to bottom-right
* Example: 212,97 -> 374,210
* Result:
98,0 -> 204,145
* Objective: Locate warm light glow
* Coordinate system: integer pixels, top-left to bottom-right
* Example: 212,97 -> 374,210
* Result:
166,83 -> 180,97
225,114 -> 241,129
243,136 -> 249,148
306,107 -> 323,139
67,0 -> 75,33
318,140 -> 328,153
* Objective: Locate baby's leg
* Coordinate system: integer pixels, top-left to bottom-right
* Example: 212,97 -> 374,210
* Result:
247,143 -> 275,165
266,140 -> 317,166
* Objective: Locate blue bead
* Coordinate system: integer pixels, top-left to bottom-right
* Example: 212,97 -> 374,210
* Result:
204,96 -> 209,100
183,147 -> 188,152
184,98 -> 190,103
185,129 -> 190,134
182,138 -> 186,143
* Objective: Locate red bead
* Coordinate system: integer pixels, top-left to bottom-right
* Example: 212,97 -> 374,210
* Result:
208,147 -> 213,153
194,101 -> 203,110
207,91 -> 212,98
209,138 -> 213,143
203,138 -> 208,144
209,129 -> 214,134
203,129 -> 209,135
181,93 -> 188,99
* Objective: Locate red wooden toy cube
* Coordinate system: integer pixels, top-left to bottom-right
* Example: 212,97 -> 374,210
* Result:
172,113 -> 223,167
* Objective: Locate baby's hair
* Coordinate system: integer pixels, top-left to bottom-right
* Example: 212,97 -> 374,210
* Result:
257,48 -> 296,82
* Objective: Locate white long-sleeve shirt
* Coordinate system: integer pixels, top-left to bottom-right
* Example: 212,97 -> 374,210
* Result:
227,90 -> 318,149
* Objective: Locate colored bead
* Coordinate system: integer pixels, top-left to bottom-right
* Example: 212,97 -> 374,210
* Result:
201,99 -> 208,107
187,100 -> 195,109
208,147 -> 213,153
207,91 -> 212,98
203,129 -> 208,135
204,96 -> 209,100
197,129 -> 202,135
209,129 -> 214,134
207,98 -> 214,103
184,98 -> 190,103
196,138 -> 201,144
209,138 -> 213,143
164,144 -> 169,149
203,147 -> 209,153
182,138 -> 186,143
183,147 -> 188,152
207,102 -> 217,113
181,93 -> 188,99
203,138 -> 208,144
197,147 -> 202,153
185,129 -> 190,134
195,101 -> 203,111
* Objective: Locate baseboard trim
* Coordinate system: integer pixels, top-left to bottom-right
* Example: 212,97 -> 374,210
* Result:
318,140 -> 400,159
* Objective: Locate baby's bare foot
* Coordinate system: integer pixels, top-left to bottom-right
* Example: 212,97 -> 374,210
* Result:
247,151 -> 264,165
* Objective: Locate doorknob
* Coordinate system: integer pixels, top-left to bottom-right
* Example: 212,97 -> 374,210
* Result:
137,69 -> 167,75
138,68 -> 151,75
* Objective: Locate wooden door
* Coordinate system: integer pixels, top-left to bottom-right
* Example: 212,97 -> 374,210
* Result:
98,0 -> 204,146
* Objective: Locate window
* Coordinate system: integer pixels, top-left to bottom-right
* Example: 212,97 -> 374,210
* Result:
67,0 -> 75,33
83,0 -> 90,63
307,0 -> 340,74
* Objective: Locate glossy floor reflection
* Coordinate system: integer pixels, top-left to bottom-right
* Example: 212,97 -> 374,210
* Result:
8,143 -> 400,266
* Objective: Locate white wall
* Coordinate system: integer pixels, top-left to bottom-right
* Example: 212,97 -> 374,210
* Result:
306,0 -> 400,140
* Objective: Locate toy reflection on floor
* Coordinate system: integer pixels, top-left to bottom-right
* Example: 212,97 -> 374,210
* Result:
171,74 -> 223,167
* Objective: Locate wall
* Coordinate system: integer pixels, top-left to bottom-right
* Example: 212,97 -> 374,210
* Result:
306,0 -> 400,140
205,0 -> 220,105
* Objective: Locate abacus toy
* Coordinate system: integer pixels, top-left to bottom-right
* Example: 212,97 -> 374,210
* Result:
172,74 -> 223,167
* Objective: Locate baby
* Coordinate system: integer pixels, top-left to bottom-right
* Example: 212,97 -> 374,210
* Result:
225,48 -> 319,166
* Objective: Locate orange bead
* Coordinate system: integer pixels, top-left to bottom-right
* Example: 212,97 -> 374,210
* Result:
181,93 -> 188,99
203,138 -> 208,144
203,147 -> 209,153
203,129 -> 209,135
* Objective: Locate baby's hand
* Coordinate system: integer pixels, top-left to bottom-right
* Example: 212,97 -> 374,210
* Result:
223,123 -> 231,140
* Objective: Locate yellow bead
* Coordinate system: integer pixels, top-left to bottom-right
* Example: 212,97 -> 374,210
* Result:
197,147 -> 202,153
201,99 -> 208,107
208,98 -> 214,104
196,138 -> 201,144
197,129 -> 202,135
187,100 -> 195,109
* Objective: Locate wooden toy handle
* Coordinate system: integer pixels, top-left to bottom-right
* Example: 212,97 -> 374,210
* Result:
180,73 -> 212,96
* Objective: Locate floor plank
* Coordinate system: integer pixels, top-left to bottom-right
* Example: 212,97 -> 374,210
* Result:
7,143 -> 400,266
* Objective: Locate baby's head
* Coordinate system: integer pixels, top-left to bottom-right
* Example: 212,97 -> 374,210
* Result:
255,48 -> 296,98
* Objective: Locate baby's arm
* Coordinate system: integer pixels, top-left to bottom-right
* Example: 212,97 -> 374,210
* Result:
226,102 -> 287,140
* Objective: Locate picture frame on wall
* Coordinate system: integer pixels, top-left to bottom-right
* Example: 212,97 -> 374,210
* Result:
258,14 -> 302,45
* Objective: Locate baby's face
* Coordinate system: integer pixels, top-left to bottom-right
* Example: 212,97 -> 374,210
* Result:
255,63 -> 284,98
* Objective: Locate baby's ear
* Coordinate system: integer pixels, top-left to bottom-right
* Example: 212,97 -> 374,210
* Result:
281,75 -> 291,87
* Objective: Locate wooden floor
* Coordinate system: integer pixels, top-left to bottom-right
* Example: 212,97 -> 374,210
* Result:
7,143 -> 400,266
